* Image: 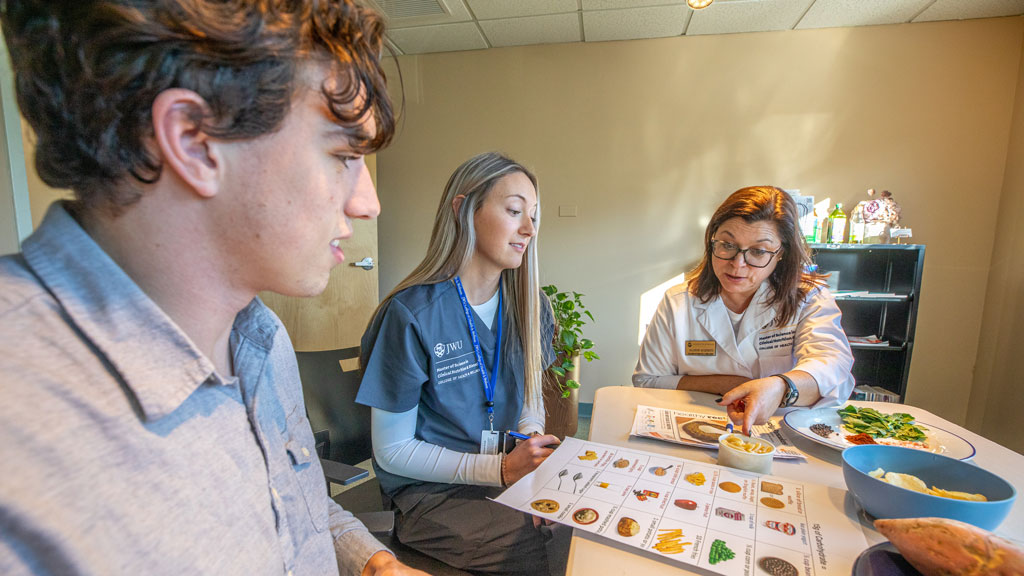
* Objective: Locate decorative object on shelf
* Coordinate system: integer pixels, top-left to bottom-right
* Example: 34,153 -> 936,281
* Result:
784,190 -> 816,243
813,198 -> 832,243
852,189 -> 903,244
849,209 -> 864,243
890,226 -> 914,244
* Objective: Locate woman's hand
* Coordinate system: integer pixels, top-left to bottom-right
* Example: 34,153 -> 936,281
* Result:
717,376 -> 787,435
503,434 -> 560,486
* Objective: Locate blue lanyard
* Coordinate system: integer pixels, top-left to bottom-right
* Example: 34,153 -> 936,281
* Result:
453,277 -> 503,429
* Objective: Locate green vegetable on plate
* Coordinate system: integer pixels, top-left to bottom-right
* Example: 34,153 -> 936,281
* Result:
837,405 -> 927,442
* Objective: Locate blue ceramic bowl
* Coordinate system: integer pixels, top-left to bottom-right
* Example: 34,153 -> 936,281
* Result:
842,444 -> 1016,531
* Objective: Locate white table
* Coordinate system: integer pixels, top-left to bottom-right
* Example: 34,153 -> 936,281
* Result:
565,386 -> 1024,575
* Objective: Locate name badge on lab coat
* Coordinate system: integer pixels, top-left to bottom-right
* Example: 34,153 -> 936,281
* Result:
685,340 -> 717,356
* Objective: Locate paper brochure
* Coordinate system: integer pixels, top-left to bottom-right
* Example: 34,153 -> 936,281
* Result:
630,405 -> 805,459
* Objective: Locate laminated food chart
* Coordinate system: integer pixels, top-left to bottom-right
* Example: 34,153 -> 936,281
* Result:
494,437 -> 868,576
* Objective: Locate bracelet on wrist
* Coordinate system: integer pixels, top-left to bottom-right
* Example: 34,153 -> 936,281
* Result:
500,453 -> 508,487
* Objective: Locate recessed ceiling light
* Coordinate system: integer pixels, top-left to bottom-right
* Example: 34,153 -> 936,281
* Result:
688,0 -> 713,9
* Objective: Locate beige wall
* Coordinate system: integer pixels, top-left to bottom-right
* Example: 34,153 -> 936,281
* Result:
21,122 -> 71,227
968,29 -> 1024,454
376,17 -> 1024,427
0,119 -> 18,255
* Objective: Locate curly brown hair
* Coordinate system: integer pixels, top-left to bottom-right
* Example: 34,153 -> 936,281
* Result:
1,0 -> 396,215
688,186 -> 825,326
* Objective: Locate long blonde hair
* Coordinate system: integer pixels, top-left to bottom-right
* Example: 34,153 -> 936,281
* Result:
370,152 -> 545,414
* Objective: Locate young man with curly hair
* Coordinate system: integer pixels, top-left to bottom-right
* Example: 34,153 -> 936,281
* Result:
0,2 -> 425,575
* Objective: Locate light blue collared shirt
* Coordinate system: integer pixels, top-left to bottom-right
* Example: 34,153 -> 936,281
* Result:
0,203 -> 386,575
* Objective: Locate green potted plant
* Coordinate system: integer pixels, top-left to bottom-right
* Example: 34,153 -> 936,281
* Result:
542,284 -> 599,439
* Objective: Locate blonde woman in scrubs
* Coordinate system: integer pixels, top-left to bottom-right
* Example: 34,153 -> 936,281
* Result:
633,186 -> 855,434
357,152 -> 562,575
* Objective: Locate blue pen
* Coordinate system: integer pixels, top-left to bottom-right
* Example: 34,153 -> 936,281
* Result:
506,430 -> 560,450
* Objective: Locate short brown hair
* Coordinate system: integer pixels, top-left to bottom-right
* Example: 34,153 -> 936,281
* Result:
1,0 -> 395,214
688,186 -> 824,325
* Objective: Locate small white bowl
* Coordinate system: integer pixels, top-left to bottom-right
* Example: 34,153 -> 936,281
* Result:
717,433 -> 776,474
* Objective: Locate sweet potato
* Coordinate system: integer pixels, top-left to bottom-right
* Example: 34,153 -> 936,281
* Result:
874,517 -> 1024,576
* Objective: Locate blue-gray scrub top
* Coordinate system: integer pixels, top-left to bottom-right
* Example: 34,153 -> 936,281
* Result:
357,281 -> 555,496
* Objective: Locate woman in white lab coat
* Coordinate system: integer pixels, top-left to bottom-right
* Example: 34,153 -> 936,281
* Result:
633,186 -> 854,434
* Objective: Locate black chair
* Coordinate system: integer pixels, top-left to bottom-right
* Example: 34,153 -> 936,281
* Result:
295,347 -> 472,576
296,347 -> 371,489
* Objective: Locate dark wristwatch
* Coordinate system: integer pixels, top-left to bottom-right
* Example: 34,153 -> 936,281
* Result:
777,373 -> 799,407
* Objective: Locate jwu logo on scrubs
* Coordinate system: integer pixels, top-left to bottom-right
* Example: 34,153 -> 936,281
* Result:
433,339 -> 464,358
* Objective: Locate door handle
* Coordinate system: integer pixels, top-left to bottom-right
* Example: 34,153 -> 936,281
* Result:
351,257 -> 374,271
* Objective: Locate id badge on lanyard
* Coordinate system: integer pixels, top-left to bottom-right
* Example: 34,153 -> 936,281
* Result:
480,430 -> 501,455
453,277 -> 503,455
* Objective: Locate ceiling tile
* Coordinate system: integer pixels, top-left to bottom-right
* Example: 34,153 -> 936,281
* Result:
583,5 -> 690,42
467,0 -> 578,20
796,0 -> 932,29
687,0 -> 815,35
368,0 -> 474,27
387,22 -> 488,54
914,0 -> 1024,22
583,0 -> 685,8
478,13 -> 581,47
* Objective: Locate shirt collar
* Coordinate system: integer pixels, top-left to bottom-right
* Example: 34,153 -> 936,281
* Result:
21,203 -> 272,421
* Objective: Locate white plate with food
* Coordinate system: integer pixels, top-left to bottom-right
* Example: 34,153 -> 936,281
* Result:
782,403 -> 975,460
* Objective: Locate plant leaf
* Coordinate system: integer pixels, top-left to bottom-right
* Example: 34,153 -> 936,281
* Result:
561,330 -> 577,349
541,285 -> 598,368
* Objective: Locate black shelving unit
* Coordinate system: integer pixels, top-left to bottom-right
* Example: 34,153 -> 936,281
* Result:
808,243 -> 925,400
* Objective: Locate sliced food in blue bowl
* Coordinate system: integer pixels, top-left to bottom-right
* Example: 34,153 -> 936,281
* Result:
842,445 -> 1015,531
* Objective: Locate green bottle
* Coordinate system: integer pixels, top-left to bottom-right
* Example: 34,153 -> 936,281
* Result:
828,203 -> 847,243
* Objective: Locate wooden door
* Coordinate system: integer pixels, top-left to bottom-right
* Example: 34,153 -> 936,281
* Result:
259,155 -> 380,352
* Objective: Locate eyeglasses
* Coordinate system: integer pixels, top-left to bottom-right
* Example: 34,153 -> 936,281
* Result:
710,240 -> 782,268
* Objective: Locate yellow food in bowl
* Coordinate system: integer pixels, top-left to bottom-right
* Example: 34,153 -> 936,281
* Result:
723,434 -> 773,454
868,468 -> 987,502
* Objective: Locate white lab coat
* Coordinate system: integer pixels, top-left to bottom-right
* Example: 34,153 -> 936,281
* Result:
633,281 -> 855,407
